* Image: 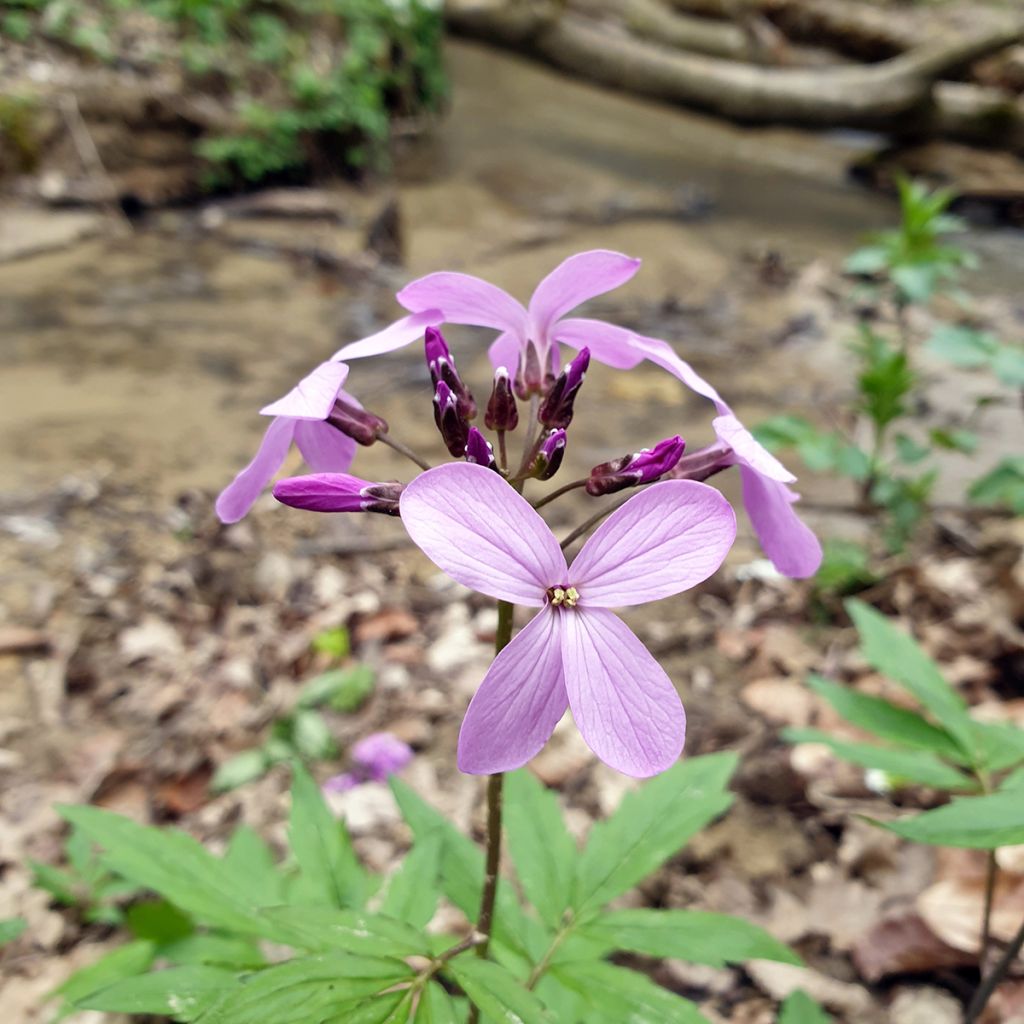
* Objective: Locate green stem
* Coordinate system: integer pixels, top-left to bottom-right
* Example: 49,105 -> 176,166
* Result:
497,430 -> 508,473
966,911 -> 1024,1023
526,919 -> 575,991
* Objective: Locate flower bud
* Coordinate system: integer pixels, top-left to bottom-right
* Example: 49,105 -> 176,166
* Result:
325,396 -> 388,446
484,367 -> 519,432
514,338 -> 552,400
539,348 -> 589,430
273,473 -> 402,516
425,327 -> 476,420
465,426 -> 498,471
530,429 -> 567,481
433,380 -> 470,458
586,435 -> 685,496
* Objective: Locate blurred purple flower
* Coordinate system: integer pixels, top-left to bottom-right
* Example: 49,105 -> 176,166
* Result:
322,732 -> 414,793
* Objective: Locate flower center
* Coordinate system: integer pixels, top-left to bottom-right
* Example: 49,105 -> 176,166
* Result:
547,585 -> 580,608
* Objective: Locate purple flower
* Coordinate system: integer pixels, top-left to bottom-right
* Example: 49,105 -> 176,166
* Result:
396,250 -> 645,381
425,327 -> 476,420
538,348 -> 590,429
587,435 -> 686,496
465,427 -> 497,470
433,380 -> 470,458
531,429 -> 566,480
632,336 -> 822,579
273,474 -> 402,515
329,310 -> 444,362
323,732 -> 414,793
400,463 -> 736,777
484,367 -> 518,433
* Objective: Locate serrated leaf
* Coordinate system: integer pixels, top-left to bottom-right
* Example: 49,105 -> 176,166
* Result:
125,900 -> 194,943
446,957 -> 550,1024
328,991 -> 412,1024
389,778 -> 532,958
575,909 -> 800,968
572,754 -> 736,918
504,770 -> 576,930
223,825 -> 287,906
78,965 -> 234,1019
845,600 -> 975,758
161,934 -> 266,969
806,675 -> 964,761
552,961 -> 710,1024
875,790 -> 1024,849
53,940 -> 156,1018
779,990 -> 832,1023
380,832 -> 442,929
258,906 -> 425,958
289,765 -> 368,909
194,952 -> 410,1024
784,729 -> 973,790
414,982 -> 459,1024
57,807 -> 266,934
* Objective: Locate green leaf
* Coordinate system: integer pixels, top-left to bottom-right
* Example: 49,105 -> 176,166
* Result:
992,344 -> 1024,387
971,721 -> 1024,774
843,246 -> 889,276
223,825 -> 287,906
194,953 -> 410,1024
53,941 -> 156,1017
876,790 -> 1024,848
806,675 -> 964,761
57,807 -> 267,934
504,770 -> 577,930
925,325 -> 995,368
414,983 -> 459,1024
894,433 -> 929,464
299,665 -> 375,713
78,965 -> 234,1019
969,458 -> 1024,514
389,778 -> 532,958
0,917 -> 26,944
576,909 -> 800,968
380,832 -> 442,929
161,934 -> 266,970
783,729 -> 973,790
293,709 -> 337,760
125,900 -> 195,943
29,861 -> 81,905
289,765 -> 368,909
573,753 -> 735,918
328,991 -> 412,1024
845,600 -> 975,758
311,627 -> 350,660
211,749 -> 270,793
779,990 -> 832,1024
814,539 -> 876,594
552,961 -> 710,1024
446,957 -> 550,1024
258,906 -> 425,958
929,427 -> 977,454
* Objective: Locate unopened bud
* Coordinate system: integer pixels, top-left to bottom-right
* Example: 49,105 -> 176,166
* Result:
586,435 -> 685,496
273,473 -> 402,516
514,338 -> 552,400
433,380 -> 470,458
539,348 -> 589,430
325,397 -> 388,447
425,327 -> 476,420
465,427 -> 498,471
484,367 -> 519,432
360,481 -> 404,516
531,429 -> 567,481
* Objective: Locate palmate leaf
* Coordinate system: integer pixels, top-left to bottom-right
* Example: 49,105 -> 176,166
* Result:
783,729 -> 974,791
223,825 -> 287,906
806,675 -> 965,762
504,770 -> 577,930
573,909 -> 800,969
445,957 -> 551,1024
845,600 -> 976,759
53,940 -> 156,1020
257,906 -> 426,958
572,753 -> 736,919
77,965 -> 234,1020
551,961 -> 710,1024
324,991 -> 413,1024
413,983 -> 460,1024
380,832 -> 443,930
161,933 -> 266,970
875,789 -> 1024,849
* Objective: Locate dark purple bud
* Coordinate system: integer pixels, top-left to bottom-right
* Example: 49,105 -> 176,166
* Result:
484,367 -> 519,432
465,426 -> 498,471
360,481 -> 404,516
514,338 -> 552,400
325,396 -> 388,447
665,442 -> 733,483
273,473 -> 402,516
425,327 -> 476,420
531,429 -> 567,481
433,380 -> 470,458
586,435 -> 686,496
539,348 -> 590,430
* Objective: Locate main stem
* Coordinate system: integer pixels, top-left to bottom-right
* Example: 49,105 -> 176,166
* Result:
466,599 -> 514,1024
966,911 -> 1024,1022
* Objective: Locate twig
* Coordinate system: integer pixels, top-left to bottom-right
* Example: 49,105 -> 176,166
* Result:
377,433 -> 432,471
532,478 -> 588,510
980,849 -> 998,974
966,911 -> 1024,1023
560,493 -> 631,550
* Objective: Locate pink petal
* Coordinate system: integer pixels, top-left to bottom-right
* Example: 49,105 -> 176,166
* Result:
488,331 -> 520,372
273,473 -> 367,513
458,609 -> 568,774
740,467 -> 822,579
713,414 -> 795,483
400,463 -> 566,606
570,480 -> 736,607
331,310 -> 443,362
260,362 -> 349,420
528,250 -> 641,339
293,420 -> 357,473
632,335 -> 727,410
396,273 -> 528,336
561,608 -> 685,777
215,417 -> 296,523
552,318 -> 646,370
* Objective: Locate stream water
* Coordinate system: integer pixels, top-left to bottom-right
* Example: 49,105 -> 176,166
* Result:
1,41 -> 1020,526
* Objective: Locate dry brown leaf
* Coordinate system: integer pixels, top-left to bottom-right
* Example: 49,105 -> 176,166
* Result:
746,961 -> 875,1019
917,874 -> 1024,956
353,608 -> 418,644
852,912 -> 975,982
740,678 -> 820,728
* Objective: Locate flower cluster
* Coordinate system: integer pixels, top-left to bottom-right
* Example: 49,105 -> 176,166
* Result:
217,250 -> 822,778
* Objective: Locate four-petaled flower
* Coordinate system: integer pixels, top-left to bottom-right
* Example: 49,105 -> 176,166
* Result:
400,463 -> 736,777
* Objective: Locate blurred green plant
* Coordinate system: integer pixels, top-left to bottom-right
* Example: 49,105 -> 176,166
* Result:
212,627 -> 375,792
0,0 -> 446,185
756,176 -> 1022,578
785,599 -> 1024,1022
